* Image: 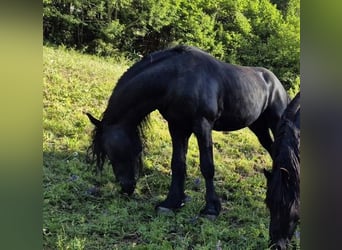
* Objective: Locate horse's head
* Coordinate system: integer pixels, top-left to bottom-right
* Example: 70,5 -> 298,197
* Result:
87,113 -> 142,195
264,168 -> 300,249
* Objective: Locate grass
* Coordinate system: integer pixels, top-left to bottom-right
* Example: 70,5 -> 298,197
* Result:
43,46 -> 298,249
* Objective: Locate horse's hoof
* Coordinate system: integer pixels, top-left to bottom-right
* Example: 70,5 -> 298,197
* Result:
155,206 -> 175,216
200,206 -> 220,220
203,214 -> 217,221
86,186 -> 102,197
183,195 -> 191,203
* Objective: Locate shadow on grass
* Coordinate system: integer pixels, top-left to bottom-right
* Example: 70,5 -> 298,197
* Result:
43,148 -> 173,201
43,148 -> 281,249
43,146 -> 269,208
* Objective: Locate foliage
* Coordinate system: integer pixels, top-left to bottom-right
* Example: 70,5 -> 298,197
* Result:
43,0 -> 300,91
43,46 -> 301,249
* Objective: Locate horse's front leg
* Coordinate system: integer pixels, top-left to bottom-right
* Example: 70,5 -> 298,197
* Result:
194,118 -> 221,218
156,125 -> 191,212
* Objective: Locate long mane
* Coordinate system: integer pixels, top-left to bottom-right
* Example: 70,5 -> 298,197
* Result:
266,93 -> 300,209
114,45 -> 189,92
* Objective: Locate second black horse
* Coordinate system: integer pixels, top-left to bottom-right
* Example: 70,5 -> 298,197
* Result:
87,45 -> 289,217
264,92 -> 300,249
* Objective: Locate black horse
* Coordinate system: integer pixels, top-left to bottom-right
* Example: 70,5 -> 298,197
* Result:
264,92 -> 300,249
87,45 -> 289,217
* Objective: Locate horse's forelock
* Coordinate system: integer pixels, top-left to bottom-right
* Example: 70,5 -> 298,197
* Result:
87,126 -> 106,174
267,156 -> 299,212
266,169 -> 284,208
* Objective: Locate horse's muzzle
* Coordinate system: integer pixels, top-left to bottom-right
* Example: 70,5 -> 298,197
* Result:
270,239 -> 288,250
120,181 -> 136,196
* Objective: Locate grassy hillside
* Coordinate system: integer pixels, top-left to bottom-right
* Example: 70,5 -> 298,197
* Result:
43,46 -> 292,249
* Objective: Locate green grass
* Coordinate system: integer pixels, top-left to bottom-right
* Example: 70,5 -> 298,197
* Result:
43,46 -> 298,249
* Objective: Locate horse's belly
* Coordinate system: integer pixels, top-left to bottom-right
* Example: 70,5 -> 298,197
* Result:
213,113 -> 258,131
213,119 -> 245,131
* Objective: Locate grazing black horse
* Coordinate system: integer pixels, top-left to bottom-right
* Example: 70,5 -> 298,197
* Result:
264,92 -> 300,249
87,45 -> 289,217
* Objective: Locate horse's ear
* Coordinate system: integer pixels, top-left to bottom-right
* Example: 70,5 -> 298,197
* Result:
86,113 -> 101,127
263,168 -> 272,180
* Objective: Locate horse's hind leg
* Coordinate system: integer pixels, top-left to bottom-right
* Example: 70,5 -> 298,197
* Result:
156,123 -> 191,212
193,117 -> 221,218
249,117 -> 274,156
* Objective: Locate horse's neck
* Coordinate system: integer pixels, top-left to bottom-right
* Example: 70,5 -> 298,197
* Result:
103,83 -> 162,126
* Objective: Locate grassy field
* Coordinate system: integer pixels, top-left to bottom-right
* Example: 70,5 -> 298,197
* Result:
43,46 -> 296,249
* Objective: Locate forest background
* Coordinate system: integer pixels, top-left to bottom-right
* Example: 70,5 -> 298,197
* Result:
43,0 -> 300,94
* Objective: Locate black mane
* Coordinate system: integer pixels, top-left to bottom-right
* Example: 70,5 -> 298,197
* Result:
266,93 -> 300,210
114,45 -> 189,92
266,93 -> 300,215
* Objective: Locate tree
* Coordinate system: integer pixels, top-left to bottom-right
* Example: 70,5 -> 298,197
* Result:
43,0 -> 300,92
